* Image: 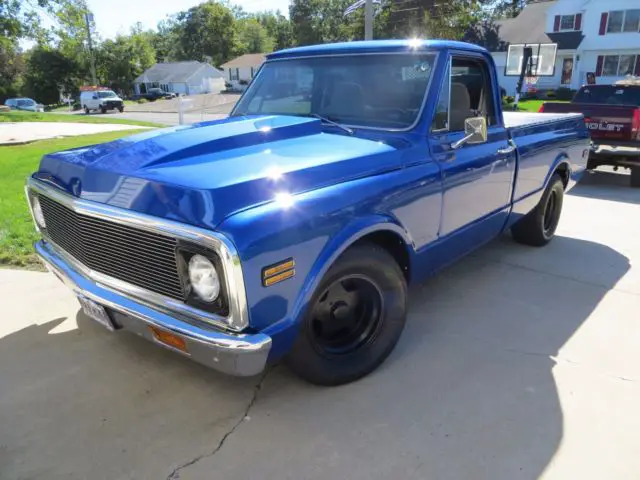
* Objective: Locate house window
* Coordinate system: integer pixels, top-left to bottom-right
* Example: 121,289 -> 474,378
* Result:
229,68 -> 239,81
599,54 -> 639,76
560,15 -> 576,30
607,10 -> 640,33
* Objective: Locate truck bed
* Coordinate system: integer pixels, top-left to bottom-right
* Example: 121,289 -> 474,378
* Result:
504,111 -> 585,141
503,111 -> 583,129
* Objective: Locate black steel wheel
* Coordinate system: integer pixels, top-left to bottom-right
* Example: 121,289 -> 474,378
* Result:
287,243 -> 407,386
512,173 -> 564,246
309,274 -> 384,356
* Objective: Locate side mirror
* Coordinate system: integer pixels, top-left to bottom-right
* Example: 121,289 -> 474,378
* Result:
451,117 -> 488,149
92,95 -> 98,100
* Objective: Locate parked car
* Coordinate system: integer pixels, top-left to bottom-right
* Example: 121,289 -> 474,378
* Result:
4,98 -> 44,112
26,40 -> 589,385
143,88 -> 176,101
80,89 -> 124,114
540,82 -> 640,186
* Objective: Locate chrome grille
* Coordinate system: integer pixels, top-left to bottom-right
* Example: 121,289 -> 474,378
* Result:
38,194 -> 185,301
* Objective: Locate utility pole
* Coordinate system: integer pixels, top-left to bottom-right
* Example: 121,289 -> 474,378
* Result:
84,11 -> 97,85
364,0 -> 373,40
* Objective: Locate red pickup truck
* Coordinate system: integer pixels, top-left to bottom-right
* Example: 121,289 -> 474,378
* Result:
540,83 -> 640,187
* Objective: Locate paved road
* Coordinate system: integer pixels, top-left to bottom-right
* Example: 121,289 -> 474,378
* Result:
1,171 -> 639,480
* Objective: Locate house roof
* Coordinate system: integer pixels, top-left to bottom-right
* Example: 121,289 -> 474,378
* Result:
221,53 -> 267,69
134,61 -> 223,84
495,0 -> 583,51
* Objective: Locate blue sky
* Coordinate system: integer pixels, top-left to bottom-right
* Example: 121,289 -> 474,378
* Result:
89,0 -> 291,39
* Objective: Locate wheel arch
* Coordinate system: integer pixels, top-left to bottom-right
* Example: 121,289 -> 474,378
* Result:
288,216 -> 413,329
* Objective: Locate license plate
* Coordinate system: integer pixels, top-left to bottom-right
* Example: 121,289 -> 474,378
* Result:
78,296 -> 114,331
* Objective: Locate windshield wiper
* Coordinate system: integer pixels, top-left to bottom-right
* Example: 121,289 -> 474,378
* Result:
310,113 -> 354,135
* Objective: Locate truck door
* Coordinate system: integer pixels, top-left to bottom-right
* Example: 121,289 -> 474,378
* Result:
429,53 -> 516,239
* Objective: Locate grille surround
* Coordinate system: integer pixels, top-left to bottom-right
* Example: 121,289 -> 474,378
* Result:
26,178 -> 249,332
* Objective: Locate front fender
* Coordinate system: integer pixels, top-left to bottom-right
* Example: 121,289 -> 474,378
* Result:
217,170 -> 434,361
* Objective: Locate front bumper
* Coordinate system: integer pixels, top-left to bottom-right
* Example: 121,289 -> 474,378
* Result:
36,240 -> 271,376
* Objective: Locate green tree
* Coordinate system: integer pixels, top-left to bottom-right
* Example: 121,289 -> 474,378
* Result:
96,24 -> 156,95
177,1 -> 239,65
23,47 -> 79,104
254,11 -> 295,51
289,0 -> 359,46
237,18 -> 274,53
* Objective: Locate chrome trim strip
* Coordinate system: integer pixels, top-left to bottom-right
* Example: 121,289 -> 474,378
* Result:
26,177 -> 250,332
230,51 -> 440,133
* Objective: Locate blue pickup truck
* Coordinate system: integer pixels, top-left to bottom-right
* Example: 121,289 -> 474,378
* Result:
27,40 -> 590,385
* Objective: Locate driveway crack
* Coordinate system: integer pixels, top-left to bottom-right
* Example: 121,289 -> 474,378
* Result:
166,368 -> 271,479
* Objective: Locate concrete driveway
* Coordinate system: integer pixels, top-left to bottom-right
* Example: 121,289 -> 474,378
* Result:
1,171 -> 639,480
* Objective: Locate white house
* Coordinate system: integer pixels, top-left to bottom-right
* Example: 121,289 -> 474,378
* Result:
133,61 -> 225,96
492,0 -> 640,94
221,54 -> 266,91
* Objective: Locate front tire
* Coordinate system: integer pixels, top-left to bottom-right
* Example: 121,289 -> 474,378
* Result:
286,244 -> 407,386
512,173 -> 564,246
84,106 -> 90,114
100,106 -> 107,114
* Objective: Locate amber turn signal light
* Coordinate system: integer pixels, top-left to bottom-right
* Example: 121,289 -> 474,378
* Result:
149,326 -> 188,353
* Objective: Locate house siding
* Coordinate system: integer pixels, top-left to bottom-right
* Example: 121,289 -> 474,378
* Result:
493,0 -> 640,94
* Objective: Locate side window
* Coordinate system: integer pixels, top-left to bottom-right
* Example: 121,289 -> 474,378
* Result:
431,60 -> 450,132
448,57 -> 498,132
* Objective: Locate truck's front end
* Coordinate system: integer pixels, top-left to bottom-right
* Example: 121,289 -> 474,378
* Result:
26,176 -> 271,376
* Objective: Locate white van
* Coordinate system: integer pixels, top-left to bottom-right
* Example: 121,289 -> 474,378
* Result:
80,89 -> 124,114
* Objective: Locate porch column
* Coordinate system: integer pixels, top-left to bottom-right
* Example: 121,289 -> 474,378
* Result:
572,53 -> 580,90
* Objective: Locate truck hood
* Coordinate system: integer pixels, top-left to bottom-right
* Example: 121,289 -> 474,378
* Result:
35,115 -> 401,229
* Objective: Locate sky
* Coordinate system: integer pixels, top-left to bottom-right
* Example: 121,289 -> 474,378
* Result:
34,0 -> 291,42
88,0 -> 291,39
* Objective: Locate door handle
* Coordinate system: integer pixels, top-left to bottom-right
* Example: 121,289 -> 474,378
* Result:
497,145 -> 516,155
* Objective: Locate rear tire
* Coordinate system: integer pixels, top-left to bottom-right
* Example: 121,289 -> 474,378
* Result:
631,167 -> 640,188
286,243 -> 407,386
512,173 -> 564,247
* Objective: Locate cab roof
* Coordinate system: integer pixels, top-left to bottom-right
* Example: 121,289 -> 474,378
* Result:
267,39 -> 487,60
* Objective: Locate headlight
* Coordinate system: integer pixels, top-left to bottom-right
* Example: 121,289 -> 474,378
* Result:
188,254 -> 220,302
32,195 -> 47,229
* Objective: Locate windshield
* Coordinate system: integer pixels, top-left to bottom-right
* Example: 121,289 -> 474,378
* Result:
232,53 -> 437,129
573,85 -> 640,106
97,91 -> 117,98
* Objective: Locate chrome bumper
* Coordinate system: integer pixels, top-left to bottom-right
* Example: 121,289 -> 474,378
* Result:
36,240 -> 271,377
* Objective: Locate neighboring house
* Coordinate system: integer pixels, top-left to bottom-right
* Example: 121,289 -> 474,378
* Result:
221,54 -> 266,91
133,61 -> 225,96
492,0 -> 640,94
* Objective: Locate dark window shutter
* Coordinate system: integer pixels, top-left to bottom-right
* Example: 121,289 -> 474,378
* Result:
575,13 -> 582,30
635,56 -> 640,77
553,15 -> 561,32
595,56 -> 604,76
599,12 -> 608,35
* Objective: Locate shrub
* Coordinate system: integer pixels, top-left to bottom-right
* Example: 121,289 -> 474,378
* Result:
546,89 -> 556,98
555,87 -> 574,100
137,98 -> 148,104
504,96 -> 515,104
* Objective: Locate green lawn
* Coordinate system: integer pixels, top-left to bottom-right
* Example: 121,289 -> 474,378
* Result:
0,130 -> 141,269
0,110 -> 162,127
503,99 -> 570,113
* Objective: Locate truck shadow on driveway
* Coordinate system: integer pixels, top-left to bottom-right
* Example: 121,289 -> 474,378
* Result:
0,231 -> 631,479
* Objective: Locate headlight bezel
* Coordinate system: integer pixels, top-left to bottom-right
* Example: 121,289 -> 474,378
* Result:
177,243 -> 230,318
